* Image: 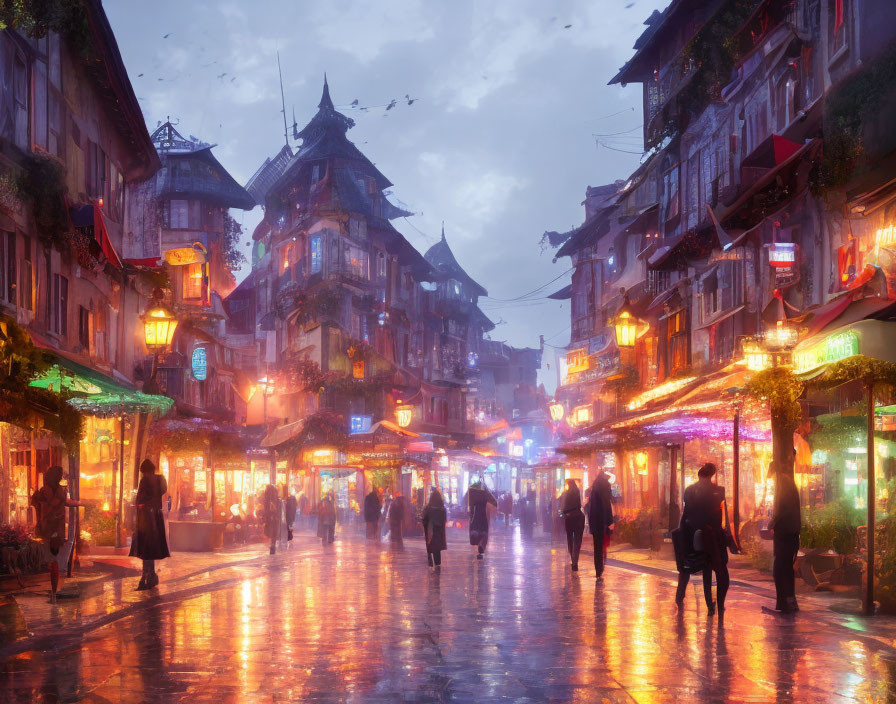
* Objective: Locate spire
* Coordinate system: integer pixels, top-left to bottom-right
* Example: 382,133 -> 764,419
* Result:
319,73 -> 334,110
441,221 -> 446,242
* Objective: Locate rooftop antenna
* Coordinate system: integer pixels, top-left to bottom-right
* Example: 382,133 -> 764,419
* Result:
277,52 -> 289,149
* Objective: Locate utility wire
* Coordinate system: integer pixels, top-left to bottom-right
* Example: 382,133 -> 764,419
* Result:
483,267 -> 573,302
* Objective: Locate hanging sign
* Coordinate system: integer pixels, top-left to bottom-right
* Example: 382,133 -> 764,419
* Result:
793,330 -> 859,375
164,247 -> 206,266
769,243 -> 797,267
191,346 -> 208,381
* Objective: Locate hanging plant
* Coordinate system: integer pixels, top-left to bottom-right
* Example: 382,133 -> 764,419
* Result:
14,153 -> 70,250
0,0 -> 94,58
745,366 -> 803,431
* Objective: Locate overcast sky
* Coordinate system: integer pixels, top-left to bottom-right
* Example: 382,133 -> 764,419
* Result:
106,0 -> 665,392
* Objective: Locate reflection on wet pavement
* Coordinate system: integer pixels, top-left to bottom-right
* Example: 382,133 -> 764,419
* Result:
1,530 -> 895,703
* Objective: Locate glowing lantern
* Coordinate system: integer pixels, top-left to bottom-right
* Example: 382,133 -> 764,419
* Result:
395,406 -> 413,428
353,361 -> 365,379
549,402 -> 565,422
764,319 -> 798,350
611,301 -> 649,348
142,304 -> 178,352
635,451 -> 648,476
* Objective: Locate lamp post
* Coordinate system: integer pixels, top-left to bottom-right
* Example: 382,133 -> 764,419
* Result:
141,292 -> 179,395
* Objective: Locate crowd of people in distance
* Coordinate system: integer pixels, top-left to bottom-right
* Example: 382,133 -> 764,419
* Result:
26,454 -> 801,616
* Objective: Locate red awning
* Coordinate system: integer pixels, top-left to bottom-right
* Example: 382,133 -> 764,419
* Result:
70,203 -> 122,270
742,135 -> 803,169
124,257 -> 162,268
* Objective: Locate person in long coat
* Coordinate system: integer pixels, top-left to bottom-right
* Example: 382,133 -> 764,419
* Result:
285,493 -> 298,542
560,479 -> 586,571
520,487 -> 536,539
585,471 -> 615,580
129,460 -> 170,591
468,482 -> 498,559
421,489 -> 448,568
771,470 -> 801,612
262,484 -> 281,554
387,493 -> 405,547
364,487 -> 382,541
318,492 -> 336,545
676,462 -> 729,615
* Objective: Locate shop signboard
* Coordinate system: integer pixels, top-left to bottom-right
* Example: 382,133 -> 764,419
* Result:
164,246 -> 206,266
794,330 -> 860,375
191,346 -> 208,381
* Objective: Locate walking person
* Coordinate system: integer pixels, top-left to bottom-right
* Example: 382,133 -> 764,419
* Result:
318,492 -> 336,545
31,465 -> 79,602
585,470 -> 615,580
262,484 -> 281,555
675,462 -> 729,615
468,481 -> 497,559
561,479 -> 586,571
364,486 -> 382,541
422,489 -> 448,569
285,492 -> 298,543
771,469 -> 801,613
129,460 -> 170,591
520,488 -> 536,539
387,492 -> 405,547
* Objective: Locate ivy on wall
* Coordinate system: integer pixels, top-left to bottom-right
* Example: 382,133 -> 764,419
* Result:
0,0 -> 93,57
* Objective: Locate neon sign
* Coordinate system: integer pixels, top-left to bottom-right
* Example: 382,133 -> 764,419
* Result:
793,330 -> 859,375
191,347 -> 207,381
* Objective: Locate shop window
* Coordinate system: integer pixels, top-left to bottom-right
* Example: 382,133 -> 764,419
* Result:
310,235 -> 323,274
183,262 -> 203,299
50,273 -> 68,336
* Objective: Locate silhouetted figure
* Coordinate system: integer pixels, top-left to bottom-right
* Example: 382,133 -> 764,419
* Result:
388,493 -> 405,547
771,471 -> 801,613
129,460 -> 170,591
364,487 -> 382,540
31,465 -> 78,602
263,484 -> 281,554
468,483 -> 497,559
585,471 -> 615,580
520,488 -> 536,539
560,479 -> 586,571
422,489 -> 448,569
675,462 -> 729,615
285,493 -> 298,542
318,492 -> 336,545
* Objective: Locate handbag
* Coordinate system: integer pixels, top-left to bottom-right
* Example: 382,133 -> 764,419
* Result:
722,499 -> 741,554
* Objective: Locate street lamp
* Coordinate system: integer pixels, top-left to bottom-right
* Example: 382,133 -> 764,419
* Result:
611,299 -> 649,348
141,293 -> 179,395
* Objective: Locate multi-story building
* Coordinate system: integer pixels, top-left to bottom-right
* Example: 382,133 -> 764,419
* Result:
0,1 -> 168,547
550,0 -> 896,524
125,120 -> 257,535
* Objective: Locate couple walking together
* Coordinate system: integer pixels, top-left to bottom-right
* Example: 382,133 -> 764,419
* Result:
560,471 -> 615,578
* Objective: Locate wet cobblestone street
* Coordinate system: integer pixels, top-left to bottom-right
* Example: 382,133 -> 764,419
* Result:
2,529 -> 896,703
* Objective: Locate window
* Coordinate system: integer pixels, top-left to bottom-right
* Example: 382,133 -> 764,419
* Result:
686,154 -> 700,229
349,217 -> 367,241
344,243 -> 368,279
169,199 -> 188,229
51,274 -> 68,336
85,141 -> 108,200
281,243 -> 293,274
183,263 -> 203,299
310,235 -> 323,274
20,253 -> 32,311
94,307 -> 107,361
662,166 -> 680,226
32,59 -> 48,151
311,163 -> 323,183
78,306 -> 89,349
0,231 -> 15,304
377,252 -> 387,279
830,0 -> 848,54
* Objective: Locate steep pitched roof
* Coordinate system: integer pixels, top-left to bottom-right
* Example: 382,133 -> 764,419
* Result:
424,226 -> 488,297
150,122 -> 255,209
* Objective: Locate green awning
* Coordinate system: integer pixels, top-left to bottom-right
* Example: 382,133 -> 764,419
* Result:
30,360 -> 173,417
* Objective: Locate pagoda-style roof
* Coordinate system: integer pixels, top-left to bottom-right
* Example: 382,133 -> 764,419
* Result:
149,121 -> 255,210
424,226 -> 488,298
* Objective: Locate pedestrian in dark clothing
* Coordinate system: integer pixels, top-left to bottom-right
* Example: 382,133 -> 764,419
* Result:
422,490 -> 448,569
285,494 -> 298,542
298,493 -> 309,528
263,484 -> 281,554
561,479 -> 586,571
520,488 -> 536,539
585,471 -> 615,580
317,492 -> 336,545
364,488 -> 382,540
771,471 -> 801,613
129,460 -> 170,591
388,494 -> 405,546
468,483 -> 498,558
675,462 -> 729,615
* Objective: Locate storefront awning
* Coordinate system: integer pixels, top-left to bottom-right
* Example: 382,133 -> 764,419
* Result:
260,419 -> 305,448
30,359 -> 173,417
70,203 -> 122,270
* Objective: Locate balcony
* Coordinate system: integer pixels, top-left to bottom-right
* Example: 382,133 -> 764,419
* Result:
644,56 -> 698,148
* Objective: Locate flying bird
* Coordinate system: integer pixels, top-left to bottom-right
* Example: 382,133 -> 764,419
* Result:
350,99 -> 359,106
163,33 -> 170,39
564,24 -> 572,29
230,77 -> 236,82
625,2 -> 635,7
217,72 -> 228,79
407,99 -> 416,105
137,73 -> 144,77
385,99 -> 397,111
